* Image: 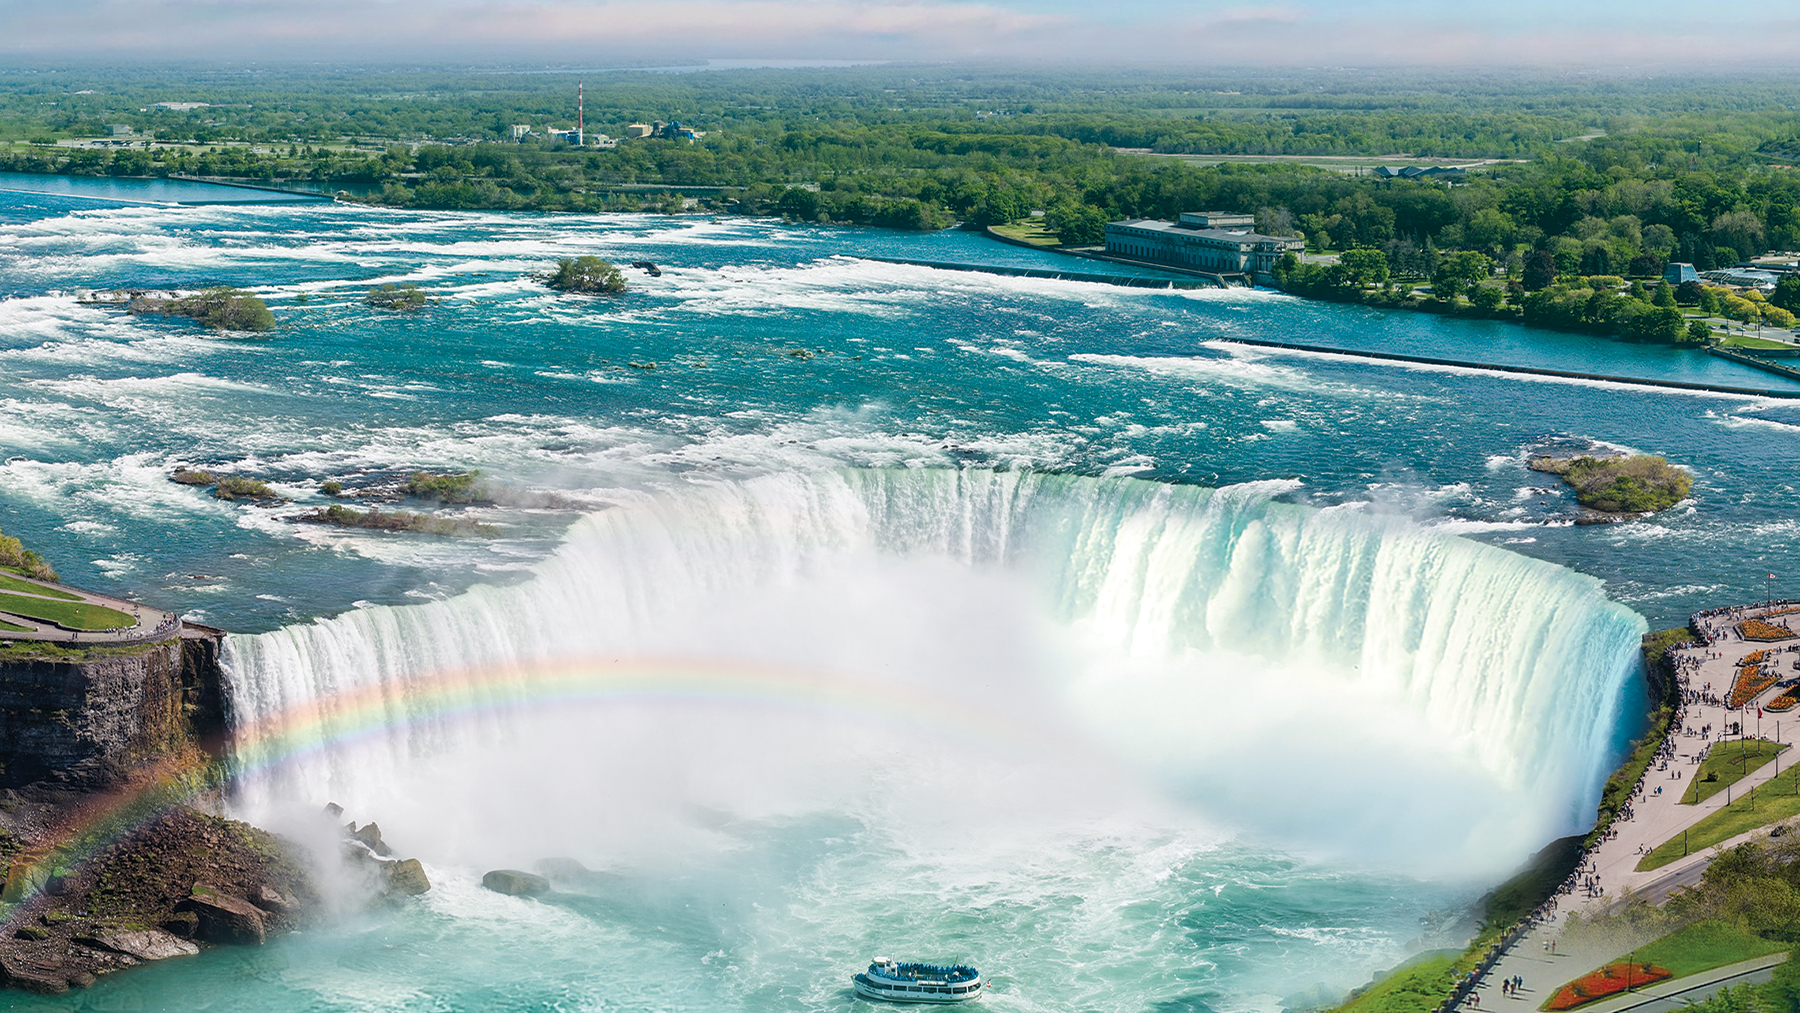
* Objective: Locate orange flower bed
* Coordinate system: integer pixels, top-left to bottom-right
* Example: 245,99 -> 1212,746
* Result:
1770,689 -> 1800,712
1547,963 -> 1673,1011
1738,619 -> 1796,641
1740,650 -> 1769,666
1768,606 -> 1800,618
1731,664 -> 1778,708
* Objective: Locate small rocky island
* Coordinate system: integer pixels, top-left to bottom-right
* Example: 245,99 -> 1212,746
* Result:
1527,453 -> 1693,515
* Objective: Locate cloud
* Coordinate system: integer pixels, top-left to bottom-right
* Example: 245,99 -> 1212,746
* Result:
4,0 -> 1800,65
4,0 -> 1072,60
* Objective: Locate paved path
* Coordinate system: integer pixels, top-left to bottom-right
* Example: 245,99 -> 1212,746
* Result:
1451,603 -> 1800,1009
0,572 -> 180,646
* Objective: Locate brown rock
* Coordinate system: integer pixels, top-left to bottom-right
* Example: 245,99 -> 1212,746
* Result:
256,884 -> 296,914
0,952 -> 70,994
79,928 -> 199,961
349,822 -> 393,857
481,869 -> 549,896
161,911 -> 199,938
381,859 -> 430,896
182,889 -> 267,945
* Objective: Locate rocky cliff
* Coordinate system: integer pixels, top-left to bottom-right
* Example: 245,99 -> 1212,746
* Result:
0,625 -> 225,791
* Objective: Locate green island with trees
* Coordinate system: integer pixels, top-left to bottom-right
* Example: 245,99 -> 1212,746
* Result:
128,287 -> 275,332
1528,454 -> 1695,514
546,256 -> 626,295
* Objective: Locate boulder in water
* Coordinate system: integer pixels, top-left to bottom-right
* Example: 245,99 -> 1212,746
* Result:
182,888 -> 267,945
382,859 -> 431,896
349,822 -> 393,856
482,869 -> 550,896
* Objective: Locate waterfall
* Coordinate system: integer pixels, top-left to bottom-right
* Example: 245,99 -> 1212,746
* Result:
221,468 -> 1646,875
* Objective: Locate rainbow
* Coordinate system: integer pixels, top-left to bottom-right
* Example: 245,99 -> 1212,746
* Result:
3,654 -> 1075,913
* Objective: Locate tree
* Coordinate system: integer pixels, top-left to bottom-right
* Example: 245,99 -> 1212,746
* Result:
1334,248 -> 1390,288
1522,250 -> 1558,291
1773,275 -> 1800,313
1652,283 -> 1677,308
1469,284 -> 1504,313
546,256 -> 626,294
1046,202 -> 1108,246
1687,320 -> 1715,343
1700,287 -> 1725,316
1676,280 -> 1705,305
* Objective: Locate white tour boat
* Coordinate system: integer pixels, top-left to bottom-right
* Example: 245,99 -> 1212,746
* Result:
852,958 -> 983,1003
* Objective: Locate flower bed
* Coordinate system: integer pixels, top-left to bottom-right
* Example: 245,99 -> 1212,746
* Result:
1731,665 -> 1778,708
1767,606 -> 1800,618
1547,963 -> 1673,1010
1769,688 -> 1800,712
1738,619 -> 1796,641
1739,650 -> 1768,666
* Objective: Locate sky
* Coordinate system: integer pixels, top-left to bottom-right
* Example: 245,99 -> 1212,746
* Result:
5,0 -> 1800,66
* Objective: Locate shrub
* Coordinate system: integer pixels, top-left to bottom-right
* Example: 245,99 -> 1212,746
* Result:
365,283 -> 429,311
296,504 -> 498,537
403,470 -> 487,504
130,288 -> 275,331
1533,455 -> 1693,513
170,468 -> 216,486
319,480 -> 343,496
0,528 -> 57,582
213,476 -> 277,500
546,256 -> 626,294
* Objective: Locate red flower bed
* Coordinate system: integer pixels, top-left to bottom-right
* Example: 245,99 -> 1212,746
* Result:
1731,664 -> 1778,708
1770,688 -> 1800,713
1547,963 -> 1673,1010
1738,618 -> 1796,641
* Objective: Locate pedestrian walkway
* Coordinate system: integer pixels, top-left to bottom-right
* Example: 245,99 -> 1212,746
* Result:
1449,602 -> 1800,1010
0,572 -> 180,646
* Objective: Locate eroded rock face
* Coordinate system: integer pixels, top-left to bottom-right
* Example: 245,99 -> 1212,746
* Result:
183,889 -> 268,946
0,950 -> 74,994
78,929 -> 198,961
482,869 -> 550,896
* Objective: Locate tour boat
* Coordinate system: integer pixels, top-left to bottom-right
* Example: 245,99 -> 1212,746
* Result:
852,958 -> 983,1003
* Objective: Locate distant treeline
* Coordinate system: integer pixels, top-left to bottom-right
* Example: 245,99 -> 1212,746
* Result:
7,66 -> 1800,264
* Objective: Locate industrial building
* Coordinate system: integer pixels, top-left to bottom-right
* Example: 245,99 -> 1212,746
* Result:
1103,212 -> 1304,282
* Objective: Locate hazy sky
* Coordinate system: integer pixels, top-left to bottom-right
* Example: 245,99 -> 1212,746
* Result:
6,0 -> 1799,66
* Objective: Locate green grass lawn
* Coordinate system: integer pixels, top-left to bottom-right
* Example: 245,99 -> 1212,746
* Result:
1682,738 -> 1786,805
0,618 -> 31,633
989,220 -> 1064,247
1640,760 -> 1800,870
1333,952 -> 1457,1013
0,592 -> 134,630
1721,334 -> 1796,349
0,572 -> 80,600
1620,920 -> 1788,979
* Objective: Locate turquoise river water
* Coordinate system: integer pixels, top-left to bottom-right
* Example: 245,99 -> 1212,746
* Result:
2,176 -> 1797,1012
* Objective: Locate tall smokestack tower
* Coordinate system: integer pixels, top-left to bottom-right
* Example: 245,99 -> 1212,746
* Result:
578,81 -> 584,147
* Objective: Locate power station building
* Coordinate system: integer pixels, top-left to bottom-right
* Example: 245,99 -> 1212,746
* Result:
1103,212 -> 1303,282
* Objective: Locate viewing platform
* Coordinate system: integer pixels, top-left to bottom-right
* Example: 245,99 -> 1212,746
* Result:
0,570 -> 184,646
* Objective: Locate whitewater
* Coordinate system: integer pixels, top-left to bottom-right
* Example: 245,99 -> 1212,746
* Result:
2,180 -> 1798,1010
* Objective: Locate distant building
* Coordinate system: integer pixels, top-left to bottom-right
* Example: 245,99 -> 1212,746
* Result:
1664,262 -> 1700,285
510,124 -> 531,141
1703,268 -> 1779,290
587,135 -> 618,148
107,124 -> 135,137
625,123 -> 653,138
148,102 -> 209,112
1103,212 -> 1303,281
1369,165 -> 1468,181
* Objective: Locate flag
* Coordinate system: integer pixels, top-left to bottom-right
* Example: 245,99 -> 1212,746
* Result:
1771,573 -> 1779,580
